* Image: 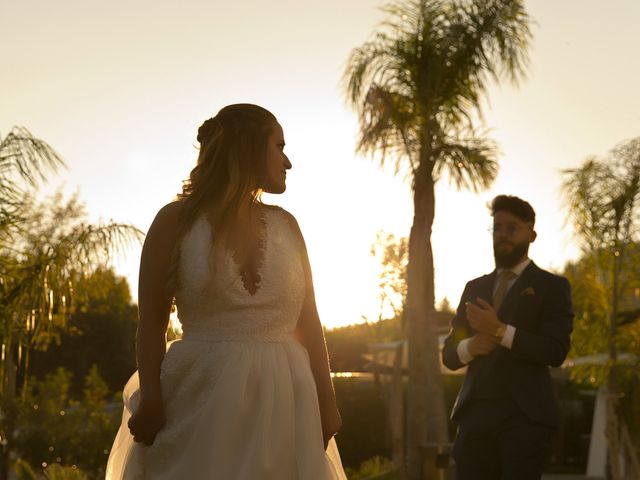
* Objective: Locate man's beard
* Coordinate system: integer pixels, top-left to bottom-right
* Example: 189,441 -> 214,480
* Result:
494,241 -> 529,268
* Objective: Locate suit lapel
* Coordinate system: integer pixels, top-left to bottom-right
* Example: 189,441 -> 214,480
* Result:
477,271 -> 496,306
497,261 -> 539,323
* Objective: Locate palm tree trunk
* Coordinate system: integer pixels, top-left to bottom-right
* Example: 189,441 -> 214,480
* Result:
406,163 -> 450,480
606,245 -> 621,479
390,342 -> 405,479
0,336 -> 16,480
418,171 -> 450,446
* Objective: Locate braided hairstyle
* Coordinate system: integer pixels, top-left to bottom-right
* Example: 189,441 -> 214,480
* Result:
166,103 -> 277,297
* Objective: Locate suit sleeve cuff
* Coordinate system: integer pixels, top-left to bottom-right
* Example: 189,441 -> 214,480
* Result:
456,338 -> 474,365
500,325 -> 516,349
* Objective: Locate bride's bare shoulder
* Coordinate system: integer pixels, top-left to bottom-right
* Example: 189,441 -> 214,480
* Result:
156,200 -> 183,219
147,200 -> 184,239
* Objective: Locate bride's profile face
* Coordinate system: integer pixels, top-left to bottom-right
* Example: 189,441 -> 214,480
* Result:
261,122 -> 292,194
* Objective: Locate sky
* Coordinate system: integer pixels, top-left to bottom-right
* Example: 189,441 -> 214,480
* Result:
2,0 -> 640,329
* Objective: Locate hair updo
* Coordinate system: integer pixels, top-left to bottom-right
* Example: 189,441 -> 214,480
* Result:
196,116 -> 221,145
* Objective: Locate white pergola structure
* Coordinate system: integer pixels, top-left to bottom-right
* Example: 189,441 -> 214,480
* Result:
562,353 -> 639,478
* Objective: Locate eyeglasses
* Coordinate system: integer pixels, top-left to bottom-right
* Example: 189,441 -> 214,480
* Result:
488,223 -> 529,236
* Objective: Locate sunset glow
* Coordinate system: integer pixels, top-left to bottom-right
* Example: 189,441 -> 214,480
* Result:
2,0 -> 639,328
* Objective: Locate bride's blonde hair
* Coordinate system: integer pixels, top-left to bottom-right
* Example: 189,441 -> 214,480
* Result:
167,103 -> 277,296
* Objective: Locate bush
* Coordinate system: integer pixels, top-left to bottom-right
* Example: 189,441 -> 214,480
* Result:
13,366 -> 119,479
345,456 -> 394,479
44,464 -> 89,480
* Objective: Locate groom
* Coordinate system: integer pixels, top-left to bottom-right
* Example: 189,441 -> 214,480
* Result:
442,195 -> 574,480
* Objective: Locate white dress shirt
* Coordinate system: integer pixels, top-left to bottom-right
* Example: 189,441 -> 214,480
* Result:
456,258 -> 531,365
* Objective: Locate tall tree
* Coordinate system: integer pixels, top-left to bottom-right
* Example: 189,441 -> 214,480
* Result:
0,127 -> 64,270
343,1 -> 531,476
0,127 -> 142,480
562,137 -> 640,479
371,231 -> 409,322
29,267 -> 138,396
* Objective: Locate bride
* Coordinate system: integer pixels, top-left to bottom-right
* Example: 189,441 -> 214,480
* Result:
106,104 -> 346,479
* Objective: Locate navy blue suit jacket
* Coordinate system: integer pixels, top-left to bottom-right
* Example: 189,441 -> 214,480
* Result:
442,261 -> 574,427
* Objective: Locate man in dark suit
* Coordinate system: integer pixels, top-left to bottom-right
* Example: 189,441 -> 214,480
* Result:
442,195 -> 574,480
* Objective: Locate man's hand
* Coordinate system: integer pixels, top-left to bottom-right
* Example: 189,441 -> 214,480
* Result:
468,333 -> 501,357
466,298 -> 504,335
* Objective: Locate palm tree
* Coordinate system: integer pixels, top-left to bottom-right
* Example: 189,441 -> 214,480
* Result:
0,127 -> 143,479
562,137 -> 640,480
1,127 -> 66,405
343,1 -> 531,476
1,127 -> 65,258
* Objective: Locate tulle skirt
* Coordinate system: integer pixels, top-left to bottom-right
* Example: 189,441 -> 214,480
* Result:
105,337 -> 346,479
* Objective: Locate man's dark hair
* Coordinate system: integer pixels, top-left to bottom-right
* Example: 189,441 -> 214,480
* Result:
490,195 -> 535,225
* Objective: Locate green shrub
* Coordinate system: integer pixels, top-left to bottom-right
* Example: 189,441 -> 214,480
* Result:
13,366 -> 119,479
344,456 -> 394,480
44,464 -> 89,480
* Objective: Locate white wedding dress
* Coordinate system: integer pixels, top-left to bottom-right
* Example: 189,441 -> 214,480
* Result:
106,206 -> 346,479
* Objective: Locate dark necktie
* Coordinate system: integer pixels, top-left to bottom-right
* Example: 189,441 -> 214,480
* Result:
493,270 -> 517,311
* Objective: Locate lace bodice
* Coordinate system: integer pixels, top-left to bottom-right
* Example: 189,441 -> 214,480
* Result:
106,205 -> 347,480
174,206 -> 306,342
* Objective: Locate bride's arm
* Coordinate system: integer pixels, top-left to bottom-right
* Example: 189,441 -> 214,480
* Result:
290,215 -> 342,448
128,201 -> 181,445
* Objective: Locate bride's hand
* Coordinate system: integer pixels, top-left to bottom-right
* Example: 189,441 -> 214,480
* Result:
322,406 -> 343,450
128,399 -> 165,445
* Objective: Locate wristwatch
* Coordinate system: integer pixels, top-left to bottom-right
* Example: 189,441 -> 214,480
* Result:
494,323 -> 507,339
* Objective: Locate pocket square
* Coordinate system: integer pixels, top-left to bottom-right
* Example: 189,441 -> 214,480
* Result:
520,287 -> 535,295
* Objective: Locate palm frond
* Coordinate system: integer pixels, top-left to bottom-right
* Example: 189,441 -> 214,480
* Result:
344,31 -> 415,113
608,137 -> 640,241
0,126 -> 65,190
0,127 -> 66,254
57,221 -> 145,268
432,131 -> 499,191
1,193 -> 143,351
434,0 -> 531,127
343,0 -> 531,190
355,85 -> 419,172
561,158 -> 616,251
